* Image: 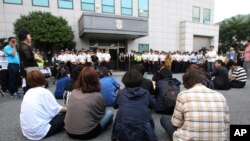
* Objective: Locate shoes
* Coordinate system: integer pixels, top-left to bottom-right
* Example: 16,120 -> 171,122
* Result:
11,92 -> 21,98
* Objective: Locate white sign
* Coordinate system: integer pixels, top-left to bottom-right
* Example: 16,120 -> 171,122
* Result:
115,19 -> 124,30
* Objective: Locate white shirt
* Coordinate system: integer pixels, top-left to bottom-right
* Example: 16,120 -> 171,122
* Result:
159,54 -> 166,62
58,54 -> 66,62
153,54 -> 159,62
78,53 -> 87,64
103,53 -> 111,62
86,54 -> 92,62
190,54 -> 198,63
175,54 -> 182,62
20,87 -> 62,140
142,53 -> 148,61
183,55 -> 191,62
205,51 -> 218,62
0,50 -> 4,56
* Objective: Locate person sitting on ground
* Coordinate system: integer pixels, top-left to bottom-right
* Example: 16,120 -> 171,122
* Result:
160,70 -> 230,141
154,65 -> 181,115
227,60 -> 247,88
187,64 -> 214,89
152,64 -> 173,83
54,67 -> 71,99
63,64 -> 84,105
65,67 -> 113,140
130,64 -> 154,95
112,70 -> 157,141
20,70 -> 67,140
211,60 -> 231,90
98,66 -> 120,107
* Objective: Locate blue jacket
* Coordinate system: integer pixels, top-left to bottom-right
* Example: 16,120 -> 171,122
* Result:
112,87 -> 157,141
54,76 -> 71,99
100,76 -> 120,106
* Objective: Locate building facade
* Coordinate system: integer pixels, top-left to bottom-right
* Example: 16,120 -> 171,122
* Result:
0,0 -> 219,54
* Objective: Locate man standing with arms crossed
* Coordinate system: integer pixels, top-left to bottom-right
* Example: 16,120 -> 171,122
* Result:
205,46 -> 217,73
4,37 -> 20,97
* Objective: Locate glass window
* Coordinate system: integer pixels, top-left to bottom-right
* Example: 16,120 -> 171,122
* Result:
58,0 -> 73,9
139,44 -> 149,53
32,0 -> 49,7
138,0 -> 148,17
81,0 -> 95,11
102,0 -> 114,14
121,0 -> 132,16
192,6 -> 200,22
203,8 -> 211,24
3,0 -> 22,4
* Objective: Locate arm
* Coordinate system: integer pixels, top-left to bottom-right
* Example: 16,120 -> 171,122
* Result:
4,46 -> 16,57
60,107 -> 67,113
171,95 -> 184,128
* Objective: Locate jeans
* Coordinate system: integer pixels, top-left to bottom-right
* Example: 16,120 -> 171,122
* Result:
100,110 -> 113,129
244,62 -> 250,79
45,113 -> 65,138
160,115 -> 177,139
207,62 -> 214,73
7,63 -> 20,95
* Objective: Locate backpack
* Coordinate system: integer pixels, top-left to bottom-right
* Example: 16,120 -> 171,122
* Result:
156,78 -> 181,112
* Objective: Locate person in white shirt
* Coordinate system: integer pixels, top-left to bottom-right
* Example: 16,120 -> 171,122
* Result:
159,51 -> 166,65
78,50 -> 87,65
152,51 -> 159,74
197,51 -> 205,65
142,51 -> 149,72
174,52 -> 182,73
148,51 -> 153,74
190,52 -> 198,64
20,70 -> 67,140
205,46 -> 218,72
181,52 -> 190,73
101,50 -> 111,69
57,50 -> 66,63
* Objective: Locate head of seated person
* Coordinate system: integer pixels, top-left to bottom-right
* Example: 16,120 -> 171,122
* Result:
98,66 -> 112,79
122,70 -> 143,88
26,70 -> 46,88
183,70 -> 204,89
130,64 -> 146,76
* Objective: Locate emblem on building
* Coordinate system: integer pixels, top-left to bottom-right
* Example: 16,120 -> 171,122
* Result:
115,19 -> 124,30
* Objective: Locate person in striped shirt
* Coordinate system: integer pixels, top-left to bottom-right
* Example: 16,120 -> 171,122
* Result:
227,60 -> 247,88
160,70 -> 230,141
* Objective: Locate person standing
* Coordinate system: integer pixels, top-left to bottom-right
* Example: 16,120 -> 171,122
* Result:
226,47 -> 237,64
18,29 -> 38,75
4,37 -> 20,97
205,46 -> 217,72
244,39 -> 250,79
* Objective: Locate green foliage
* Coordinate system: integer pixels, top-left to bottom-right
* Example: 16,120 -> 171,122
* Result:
219,14 -> 250,52
13,11 -> 75,51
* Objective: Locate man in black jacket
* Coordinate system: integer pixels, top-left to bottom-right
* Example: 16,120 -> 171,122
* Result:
211,60 -> 230,90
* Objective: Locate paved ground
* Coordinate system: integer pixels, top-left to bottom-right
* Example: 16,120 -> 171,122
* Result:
0,72 -> 250,141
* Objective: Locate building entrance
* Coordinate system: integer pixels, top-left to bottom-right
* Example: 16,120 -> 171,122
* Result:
89,40 -> 126,70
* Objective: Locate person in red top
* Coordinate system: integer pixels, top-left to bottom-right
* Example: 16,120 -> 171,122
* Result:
244,39 -> 250,79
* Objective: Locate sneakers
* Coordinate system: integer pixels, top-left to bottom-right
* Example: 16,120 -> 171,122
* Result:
11,92 -> 21,98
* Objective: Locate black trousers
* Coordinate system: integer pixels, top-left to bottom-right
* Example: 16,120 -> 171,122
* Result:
0,70 -> 8,92
45,113 -> 65,138
7,63 -> 20,95
229,80 -> 246,88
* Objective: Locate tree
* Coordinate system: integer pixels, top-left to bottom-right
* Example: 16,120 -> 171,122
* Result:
13,11 -> 75,52
219,14 -> 250,53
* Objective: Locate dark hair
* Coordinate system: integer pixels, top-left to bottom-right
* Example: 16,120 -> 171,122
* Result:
183,70 -> 203,89
74,67 -> 100,93
98,66 -> 112,78
215,59 -> 224,65
122,70 -> 143,88
26,70 -> 46,88
130,64 -> 145,75
226,60 -> 237,68
56,67 -> 68,80
18,29 -> 30,41
71,64 -> 84,81
8,37 -> 16,43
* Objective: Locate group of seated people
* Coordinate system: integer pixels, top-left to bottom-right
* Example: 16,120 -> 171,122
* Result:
19,60 -> 236,140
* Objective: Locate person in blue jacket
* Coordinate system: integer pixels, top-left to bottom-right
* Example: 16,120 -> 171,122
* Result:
98,67 -> 120,107
112,70 -> 157,141
54,67 -> 71,99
